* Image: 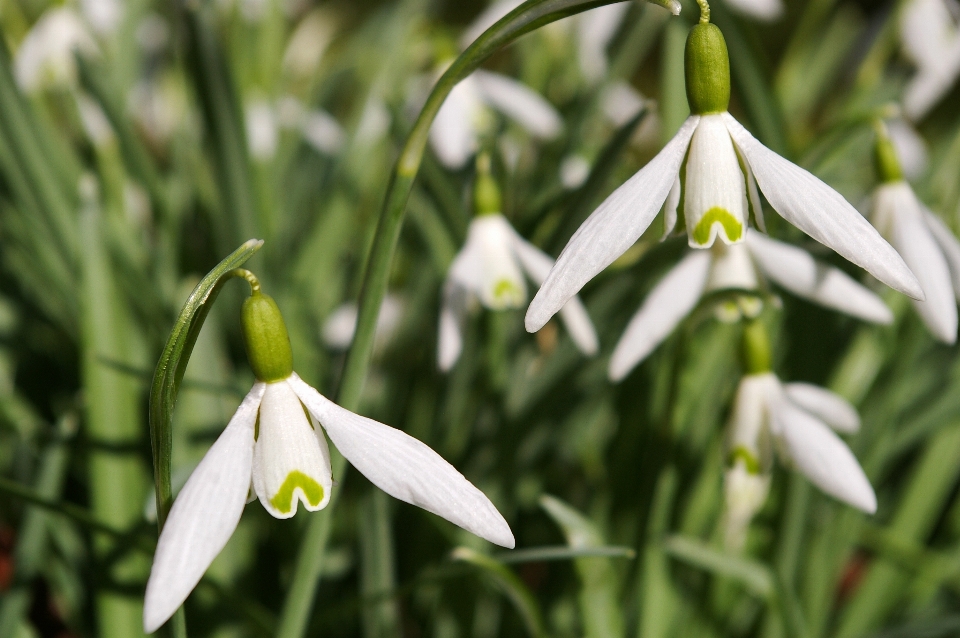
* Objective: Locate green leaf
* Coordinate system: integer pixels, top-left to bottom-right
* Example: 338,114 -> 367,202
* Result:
663,535 -> 774,599
452,547 -> 545,638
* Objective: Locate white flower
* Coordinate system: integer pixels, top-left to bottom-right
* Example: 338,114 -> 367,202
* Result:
887,118 -> 929,180
439,214 -> 598,370
80,0 -> 123,35
144,288 -> 514,632
322,294 -> 404,351
14,8 -> 97,93
608,230 -> 893,380
429,68 -> 562,169
245,98 -> 279,161
870,181 -> 960,343
901,0 -> 960,120
724,373 -> 876,529
525,111 -> 923,334
724,0 -> 783,21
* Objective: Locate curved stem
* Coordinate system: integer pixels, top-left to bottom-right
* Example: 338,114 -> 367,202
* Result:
697,0 -> 710,23
225,268 -> 262,294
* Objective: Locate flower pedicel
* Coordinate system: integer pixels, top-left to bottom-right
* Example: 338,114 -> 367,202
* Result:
525,11 -> 922,336
143,272 -> 513,632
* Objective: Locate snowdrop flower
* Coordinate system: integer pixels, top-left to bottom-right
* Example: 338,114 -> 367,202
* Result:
439,165 -> 598,370
144,275 -> 513,632
323,294 -> 404,352
429,65 -> 562,169
868,131 -> 960,343
525,20 -> 922,335
14,8 -> 96,93
609,230 -> 893,381
900,0 -> 960,120
722,321 -> 875,549
724,0 -> 783,21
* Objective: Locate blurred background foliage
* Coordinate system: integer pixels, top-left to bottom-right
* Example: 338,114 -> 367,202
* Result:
1,0 -> 960,636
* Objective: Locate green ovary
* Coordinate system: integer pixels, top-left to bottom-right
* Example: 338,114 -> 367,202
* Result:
269,470 -> 325,513
728,446 -> 761,474
692,207 -> 742,245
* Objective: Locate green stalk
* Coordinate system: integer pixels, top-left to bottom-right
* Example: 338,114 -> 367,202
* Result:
80,186 -> 149,638
275,2 -> 673,636
359,490 -> 401,638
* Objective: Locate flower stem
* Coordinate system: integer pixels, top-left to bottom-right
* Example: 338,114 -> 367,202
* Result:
697,0 -> 710,23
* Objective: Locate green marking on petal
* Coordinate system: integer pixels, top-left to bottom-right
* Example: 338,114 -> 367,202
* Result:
728,446 -> 761,475
269,470 -> 325,513
692,207 -> 742,246
493,279 -> 521,303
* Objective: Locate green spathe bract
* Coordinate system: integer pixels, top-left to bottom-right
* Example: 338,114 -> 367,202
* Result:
741,319 -> 771,375
241,292 -> 294,383
685,23 -> 731,115
874,136 -> 903,184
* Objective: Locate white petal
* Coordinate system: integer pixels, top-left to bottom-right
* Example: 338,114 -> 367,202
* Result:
875,183 -> 957,342
600,81 -> 646,127
745,230 -> 893,324
473,70 -> 562,139
245,98 -> 279,161
288,375 -> 515,548
723,461 -> 771,552
509,231 -> 599,355
684,114 -> 747,247
706,242 -> 759,293
466,215 -> 527,309
887,118 -> 929,179
525,115 -> 700,332
727,373 -> 780,458
662,175 -> 681,240
900,0 -> 960,119
723,113 -> 924,300
608,251 -> 711,381
576,3 -> 629,82
438,278 -> 469,371
724,0 -> 784,21
925,208 -> 960,299
783,383 -> 860,434
143,384 -> 264,633
252,380 -> 333,519
322,303 -> 359,350
735,145 -> 766,232
429,77 -> 482,168
301,109 -> 346,155
772,400 -> 876,513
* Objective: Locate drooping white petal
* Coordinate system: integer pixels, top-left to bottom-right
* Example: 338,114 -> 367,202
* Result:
600,81 -> 646,128
143,384 -> 264,633
727,373 -> 779,460
723,113 -> 924,300
887,118 -> 929,179
252,380 -> 333,519
525,115 -> 700,332
662,175 -> 681,239
560,154 -> 591,189
735,145 -> 766,232
14,8 -> 96,93
901,0 -> 960,119
608,251 -> 711,381
783,383 -> 860,434
745,230 -> 893,324
465,215 -> 528,309
302,109 -> 346,155
430,76 -> 483,169
706,242 -> 759,293
923,208 -> 960,297
684,114 -> 747,247
438,278 -> 471,371
576,3 -> 630,82
288,375 -> 515,548
723,0 -> 784,21
771,400 -> 877,513
473,70 -> 562,139
245,98 -> 279,161
723,461 -> 771,552
874,183 -> 957,343
509,231 -> 599,355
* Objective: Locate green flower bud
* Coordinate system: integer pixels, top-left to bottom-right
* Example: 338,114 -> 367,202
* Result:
741,319 -> 771,375
474,154 -> 501,216
241,292 -> 294,382
685,23 -> 731,115
874,136 -> 903,184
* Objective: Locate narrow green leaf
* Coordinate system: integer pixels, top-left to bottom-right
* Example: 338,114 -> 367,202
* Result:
664,535 -> 774,599
452,547 -> 545,638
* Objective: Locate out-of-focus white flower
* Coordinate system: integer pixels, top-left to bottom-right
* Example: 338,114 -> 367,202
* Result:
283,7 -> 337,78
439,214 -> 598,370
80,0 -> 123,35
128,76 -> 190,144
560,155 -> 591,189
722,372 -> 875,549
608,232 -> 893,381
525,24 -> 921,336
15,8 -> 97,93
724,0 -> 783,21
76,93 -> 115,148
887,118 -> 929,179
322,294 -> 404,352
901,0 -> 960,120
277,95 -> 347,155
600,81 -> 646,127
871,181 -> 960,343
144,287 -> 513,633
355,96 -> 391,146
430,68 -> 562,169
245,98 -> 279,161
